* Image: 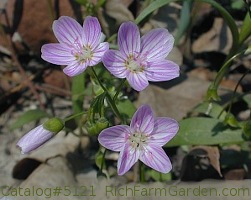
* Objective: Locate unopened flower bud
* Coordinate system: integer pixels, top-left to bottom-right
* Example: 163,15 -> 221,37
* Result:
17,118 -> 64,154
86,118 -> 109,135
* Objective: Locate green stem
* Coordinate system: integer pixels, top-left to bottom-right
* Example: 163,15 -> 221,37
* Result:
227,68 -> 251,115
107,33 -> 117,43
91,68 -> 123,122
100,149 -> 107,173
63,111 -> 87,122
139,161 -> 145,183
207,49 -> 247,100
113,79 -> 127,101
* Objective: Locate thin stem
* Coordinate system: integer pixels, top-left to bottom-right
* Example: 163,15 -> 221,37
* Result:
207,49 -> 247,100
113,79 -> 126,101
107,33 -> 117,43
227,68 -> 251,115
139,161 -> 145,183
91,68 -> 123,122
91,67 -> 107,91
63,111 -> 87,122
100,149 -> 107,173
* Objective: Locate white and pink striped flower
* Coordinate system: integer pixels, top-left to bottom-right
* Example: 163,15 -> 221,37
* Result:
41,16 -> 109,76
102,22 -> 180,91
98,105 -> 179,175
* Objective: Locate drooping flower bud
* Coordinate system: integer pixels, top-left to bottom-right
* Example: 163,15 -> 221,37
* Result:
17,118 -> 64,154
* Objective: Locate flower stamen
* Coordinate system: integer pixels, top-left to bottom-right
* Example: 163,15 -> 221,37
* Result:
125,54 -> 146,73
129,132 -> 148,149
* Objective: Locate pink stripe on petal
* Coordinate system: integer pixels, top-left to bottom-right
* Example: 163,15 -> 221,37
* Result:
140,145 -> 172,173
103,50 -> 128,78
127,72 -> 149,91
89,42 -> 109,66
149,117 -> 179,146
141,28 -> 174,61
117,143 -> 140,175
83,16 -> 102,48
17,125 -> 54,154
98,125 -> 130,152
145,60 -> 179,82
130,105 -> 154,134
118,22 -> 140,56
53,16 -> 83,45
63,61 -> 88,77
41,43 -> 74,65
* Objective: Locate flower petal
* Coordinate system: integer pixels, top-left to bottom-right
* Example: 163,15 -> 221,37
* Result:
140,145 -> 172,173
118,22 -> 140,56
17,125 -> 54,154
82,16 -> 102,48
53,16 -> 83,45
117,143 -> 140,175
141,28 -> 174,61
145,60 -> 179,82
63,61 -> 88,77
130,105 -> 154,134
127,72 -> 149,91
89,42 -> 109,66
102,50 -> 128,78
98,125 -> 131,152
149,117 -> 179,146
41,43 -> 74,65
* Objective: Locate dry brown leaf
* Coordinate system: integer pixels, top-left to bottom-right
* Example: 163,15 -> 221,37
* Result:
191,145 -> 222,177
180,145 -> 222,181
105,0 -> 134,24
192,18 -> 232,54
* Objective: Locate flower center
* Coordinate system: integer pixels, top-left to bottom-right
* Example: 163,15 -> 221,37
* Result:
125,53 -> 147,73
129,132 -> 148,149
71,38 -> 93,64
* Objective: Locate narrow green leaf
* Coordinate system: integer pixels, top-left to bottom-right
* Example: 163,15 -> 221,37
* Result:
239,12 -> 251,45
175,0 -> 193,44
10,109 -> 50,131
72,73 -> 85,117
135,0 -> 178,24
166,117 -> 244,147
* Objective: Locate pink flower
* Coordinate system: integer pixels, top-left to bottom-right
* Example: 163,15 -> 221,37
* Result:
41,16 -> 109,76
102,22 -> 180,91
98,105 -> 179,175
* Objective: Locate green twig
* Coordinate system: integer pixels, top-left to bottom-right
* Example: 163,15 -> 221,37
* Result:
91,68 -> 123,122
113,79 -> 127,101
63,111 -> 87,122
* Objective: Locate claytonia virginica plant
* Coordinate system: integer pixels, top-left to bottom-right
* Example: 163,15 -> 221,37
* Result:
41,16 -> 109,76
102,22 -> 179,91
98,105 -> 179,175
17,14 -> 181,180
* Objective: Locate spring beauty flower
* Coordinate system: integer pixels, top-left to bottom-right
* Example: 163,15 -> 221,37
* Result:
17,118 -> 64,154
102,22 -> 179,91
98,105 -> 179,175
41,16 -> 109,76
